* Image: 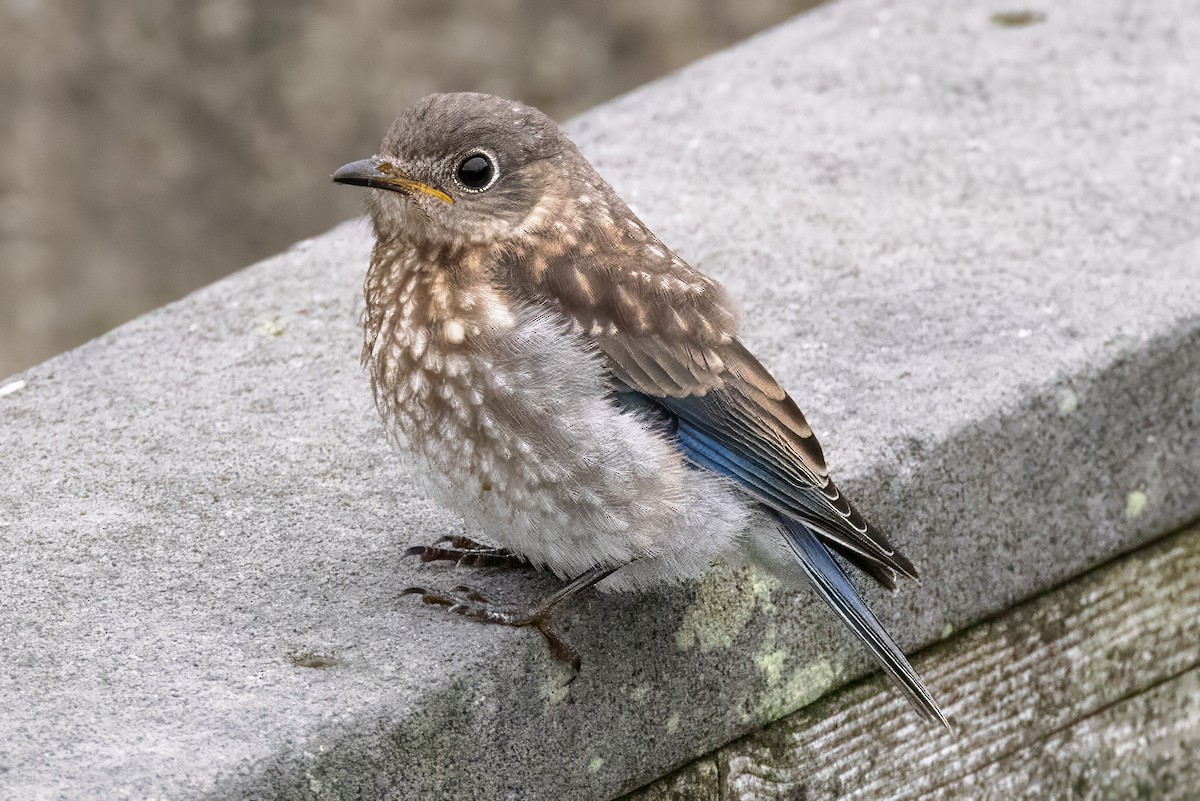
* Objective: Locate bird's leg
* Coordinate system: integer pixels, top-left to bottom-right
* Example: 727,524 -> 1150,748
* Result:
403,565 -> 617,674
405,535 -> 532,569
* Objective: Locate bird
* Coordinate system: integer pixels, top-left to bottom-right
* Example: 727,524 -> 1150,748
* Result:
333,92 -> 946,726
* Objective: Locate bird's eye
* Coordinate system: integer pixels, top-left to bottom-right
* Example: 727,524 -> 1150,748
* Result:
455,152 -> 497,192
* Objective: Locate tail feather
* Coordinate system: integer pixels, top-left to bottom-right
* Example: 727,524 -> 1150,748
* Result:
780,516 -> 948,728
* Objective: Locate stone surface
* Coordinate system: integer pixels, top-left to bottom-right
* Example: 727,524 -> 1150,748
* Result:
2,0 -> 1199,798
627,523 -> 1200,799
626,758 -> 720,801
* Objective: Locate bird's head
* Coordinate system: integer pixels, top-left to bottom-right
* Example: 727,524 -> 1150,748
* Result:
333,93 -> 576,247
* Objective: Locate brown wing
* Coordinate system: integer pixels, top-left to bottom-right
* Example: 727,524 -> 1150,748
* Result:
499,224 -> 916,584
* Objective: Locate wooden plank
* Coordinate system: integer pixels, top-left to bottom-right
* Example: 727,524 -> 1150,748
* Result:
627,523 -> 1200,800
945,668 -> 1200,800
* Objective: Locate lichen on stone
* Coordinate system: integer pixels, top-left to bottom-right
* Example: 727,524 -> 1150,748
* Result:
675,563 -> 779,652
1057,387 -> 1078,416
1125,490 -> 1148,520
750,658 -> 838,722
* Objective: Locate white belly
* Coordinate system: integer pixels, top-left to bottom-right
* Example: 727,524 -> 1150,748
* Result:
370,304 -> 751,589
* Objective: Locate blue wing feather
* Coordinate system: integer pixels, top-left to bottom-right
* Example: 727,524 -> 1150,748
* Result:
617,389 -> 947,727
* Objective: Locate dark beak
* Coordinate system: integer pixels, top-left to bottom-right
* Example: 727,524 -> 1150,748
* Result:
331,158 -> 454,204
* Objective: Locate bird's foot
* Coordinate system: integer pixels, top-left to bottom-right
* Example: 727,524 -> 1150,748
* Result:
405,535 -> 532,569
402,584 -> 580,673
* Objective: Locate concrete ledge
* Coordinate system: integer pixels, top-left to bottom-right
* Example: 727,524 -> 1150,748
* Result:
630,522 -> 1200,800
2,0 -> 1199,798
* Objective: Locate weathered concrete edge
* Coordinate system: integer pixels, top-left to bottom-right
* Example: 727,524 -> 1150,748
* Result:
198,218 -> 1200,799
615,314 -> 1200,796
624,520 -> 1200,800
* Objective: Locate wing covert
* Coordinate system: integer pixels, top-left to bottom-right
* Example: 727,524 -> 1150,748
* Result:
499,217 -> 917,582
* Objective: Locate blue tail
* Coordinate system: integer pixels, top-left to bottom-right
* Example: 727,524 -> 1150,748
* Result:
780,516 -> 947,727
618,388 -> 947,725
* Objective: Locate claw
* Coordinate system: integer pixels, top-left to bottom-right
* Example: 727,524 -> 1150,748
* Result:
401,585 -> 576,670
404,546 -> 429,561
449,584 -> 489,602
400,565 -> 614,678
404,537 -> 533,569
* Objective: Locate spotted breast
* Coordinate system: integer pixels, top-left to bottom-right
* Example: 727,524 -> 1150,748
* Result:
361,235 -> 750,588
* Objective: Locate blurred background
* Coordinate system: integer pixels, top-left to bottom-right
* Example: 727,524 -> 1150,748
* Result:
0,0 -> 823,378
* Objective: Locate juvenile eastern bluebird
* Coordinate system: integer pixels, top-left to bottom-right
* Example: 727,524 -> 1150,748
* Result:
334,92 -> 946,725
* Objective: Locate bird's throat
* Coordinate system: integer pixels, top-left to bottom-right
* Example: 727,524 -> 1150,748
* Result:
362,241 -> 514,367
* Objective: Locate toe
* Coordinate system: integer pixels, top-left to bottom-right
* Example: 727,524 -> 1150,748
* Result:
450,584 -> 489,602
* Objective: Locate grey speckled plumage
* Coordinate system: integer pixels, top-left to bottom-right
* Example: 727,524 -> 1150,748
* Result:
334,92 -> 945,726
